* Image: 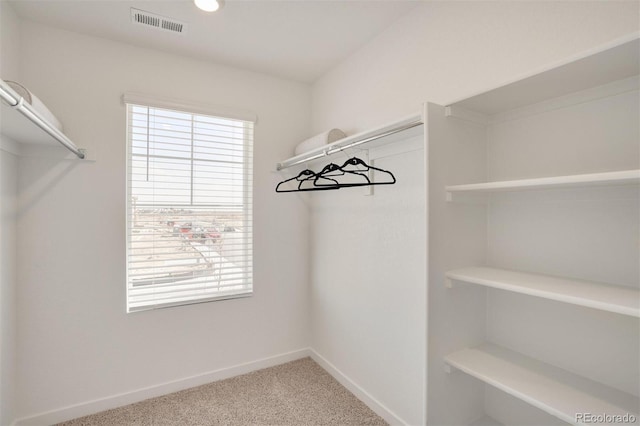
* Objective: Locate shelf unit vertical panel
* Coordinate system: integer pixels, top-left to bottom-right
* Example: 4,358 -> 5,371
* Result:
427,102 -> 489,425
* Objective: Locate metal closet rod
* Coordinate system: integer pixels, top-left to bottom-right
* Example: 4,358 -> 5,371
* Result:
277,119 -> 422,171
0,80 -> 85,159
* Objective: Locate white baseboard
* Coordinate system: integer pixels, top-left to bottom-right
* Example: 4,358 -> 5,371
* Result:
14,348 -> 311,426
14,347 -> 407,426
308,348 -> 408,426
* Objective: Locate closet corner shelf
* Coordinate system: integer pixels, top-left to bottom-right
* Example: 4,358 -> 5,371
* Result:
276,112 -> 423,171
445,169 -> 640,196
445,343 -> 640,426
446,267 -> 640,318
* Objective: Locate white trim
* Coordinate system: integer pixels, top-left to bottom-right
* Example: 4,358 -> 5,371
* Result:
14,348 -> 310,426
13,347 -> 410,425
445,169 -> 640,195
122,92 -> 258,123
421,103 -> 429,426
308,348 -> 409,426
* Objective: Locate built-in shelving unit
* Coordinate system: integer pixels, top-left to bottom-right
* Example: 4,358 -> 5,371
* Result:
445,344 -> 640,426
276,112 -> 423,171
446,169 -> 640,197
428,35 -> 640,425
446,267 -> 640,318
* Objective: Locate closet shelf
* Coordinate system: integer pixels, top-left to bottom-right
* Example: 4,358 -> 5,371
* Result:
446,267 -> 640,318
446,169 -> 640,196
0,79 -> 85,158
445,343 -> 640,426
276,112 -> 423,171
446,37 -> 639,115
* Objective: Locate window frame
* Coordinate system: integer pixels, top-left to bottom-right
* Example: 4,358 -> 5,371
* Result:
124,96 -> 255,313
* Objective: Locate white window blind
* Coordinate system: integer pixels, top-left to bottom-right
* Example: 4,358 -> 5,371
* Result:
126,102 -> 253,312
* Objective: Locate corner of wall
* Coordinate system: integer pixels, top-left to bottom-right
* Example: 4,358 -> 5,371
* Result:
0,148 -> 19,426
1,5 -> 24,425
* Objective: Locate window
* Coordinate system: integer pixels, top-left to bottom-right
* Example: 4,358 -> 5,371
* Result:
126,101 -> 253,312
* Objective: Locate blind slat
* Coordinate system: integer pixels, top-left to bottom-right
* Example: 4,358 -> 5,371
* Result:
129,270 -> 253,279
128,245 -> 253,252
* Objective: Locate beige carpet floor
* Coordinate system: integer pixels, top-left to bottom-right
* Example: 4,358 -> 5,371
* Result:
57,357 -> 387,426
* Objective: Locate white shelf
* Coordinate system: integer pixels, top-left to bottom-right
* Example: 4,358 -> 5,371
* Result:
446,267 -> 640,318
1,100 -> 62,146
445,343 -> 640,426
447,36 -> 639,115
1,79 -> 85,158
446,170 -> 640,196
276,112 -> 423,170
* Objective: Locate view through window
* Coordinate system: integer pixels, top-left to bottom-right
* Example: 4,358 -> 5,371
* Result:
126,103 -> 253,312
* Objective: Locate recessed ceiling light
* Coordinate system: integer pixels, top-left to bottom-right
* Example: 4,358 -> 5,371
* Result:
194,0 -> 224,12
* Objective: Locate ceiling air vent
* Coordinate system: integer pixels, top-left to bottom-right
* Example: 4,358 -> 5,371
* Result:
130,8 -> 186,34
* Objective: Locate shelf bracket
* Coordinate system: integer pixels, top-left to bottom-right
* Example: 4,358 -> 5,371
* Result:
364,151 -> 373,196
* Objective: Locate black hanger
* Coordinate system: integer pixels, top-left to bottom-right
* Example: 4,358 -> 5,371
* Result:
275,157 -> 396,193
341,157 -> 396,186
275,169 -> 341,193
312,162 -> 370,188
314,157 -> 396,188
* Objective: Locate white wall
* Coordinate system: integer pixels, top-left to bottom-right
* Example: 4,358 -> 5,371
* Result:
312,1 -> 640,134
0,2 -> 21,425
13,19 -> 312,422
0,149 -> 18,426
309,136 -> 426,425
